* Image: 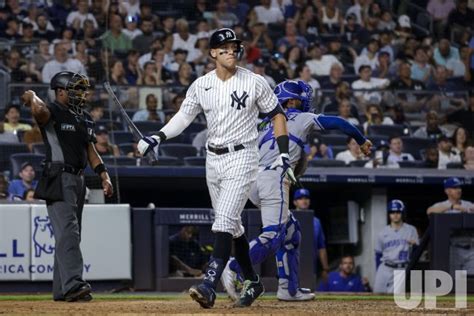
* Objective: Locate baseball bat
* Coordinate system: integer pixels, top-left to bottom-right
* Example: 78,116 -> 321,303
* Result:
103,82 -> 158,165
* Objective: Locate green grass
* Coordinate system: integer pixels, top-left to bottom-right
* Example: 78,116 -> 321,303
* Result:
0,293 -> 472,302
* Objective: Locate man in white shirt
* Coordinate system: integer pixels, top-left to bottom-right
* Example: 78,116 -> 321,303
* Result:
41,43 -> 86,83
437,135 -> 462,169
253,0 -> 284,25
352,65 -> 390,106
172,19 -> 197,53
387,136 -> 414,164
305,43 -> 341,76
66,0 -> 98,30
427,177 -> 474,214
336,137 -> 365,165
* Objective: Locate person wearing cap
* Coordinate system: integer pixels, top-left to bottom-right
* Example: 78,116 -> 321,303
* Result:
293,189 -> 330,282
305,42 -> 341,76
252,58 -> 276,88
437,135 -> 461,169
122,15 -> 142,40
427,177 -> 474,275
374,199 -> 418,293
94,125 -> 120,157
8,162 -> 38,200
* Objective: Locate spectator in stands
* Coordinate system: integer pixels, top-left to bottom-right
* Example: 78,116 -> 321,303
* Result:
23,121 -> 43,152
167,49 -> 189,73
434,39 -> 461,68
319,0 -> 343,34
0,120 -> 18,143
438,135 -> 462,169
276,18 -> 309,51
188,0 -> 209,21
34,14 -> 56,42
352,65 -> 390,109
284,45 -> 304,78
3,105 -> 31,132
5,0 -> 27,20
387,136 -> 414,164
427,65 -> 467,113
447,90 -> 474,135
169,93 -> 186,113
189,33 -> 210,69
3,50 -> 29,83
41,43 -> 86,83
413,111 -> 449,140
102,14 -> 132,54
341,13 -> 364,45
79,19 -> 98,50
295,64 -> 321,102
266,53 -> 290,83
23,188 -> 36,202
364,140 -> 399,169
452,126 -> 470,156
160,16 -> 175,36
387,104 -> 411,129
320,62 -> 344,91
169,226 -> 208,277
318,255 -> 369,292
132,94 -> 163,122
447,0 -> 474,34
296,4 -> 320,41
89,104 -> 104,122
336,137 -> 365,165
423,145 -> 440,168
378,11 -> 396,31
427,0 -> 456,38
337,98 -> 360,125
137,60 -> 160,86
15,22 -> 38,59
324,82 -> 360,118
463,145 -> 474,170
174,63 -> 194,89
228,0 -> 250,25
293,189 -> 330,280
0,174 -> 8,200
1,17 -> 20,40
172,19 -> 197,53
94,125 -> 120,157
427,177 -> 473,214
248,22 -> 274,52
354,39 -> 380,74
305,42 -> 341,76
327,36 -> 356,66
124,50 -> 140,85
122,15 -> 142,40
253,58 -> 276,88
307,141 -> 334,160
411,46 -> 433,83
373,50 -> 391,79
132,17 -> 155,55
109,59 -> 128,85
251,0 -> 284,25
8,162 -> 37,201
31,40 -> 52,73
212,0 -> 239,28
67,0 -> 98,30
390,61 -> 426,112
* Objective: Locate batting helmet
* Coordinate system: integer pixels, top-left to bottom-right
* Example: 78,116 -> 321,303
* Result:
50,71 -> 90,115
274,80 -> 313,112
387,199 -> 405,212
209,28 -> 243,59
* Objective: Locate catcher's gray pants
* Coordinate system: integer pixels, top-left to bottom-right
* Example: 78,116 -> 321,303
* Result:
47,172 -> 87,300
373,263 -> 406,294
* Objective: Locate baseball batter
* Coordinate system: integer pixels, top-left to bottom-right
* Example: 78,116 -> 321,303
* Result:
138,28 -> 292,308
374,199 -> 419,294
221,80 -> 372,301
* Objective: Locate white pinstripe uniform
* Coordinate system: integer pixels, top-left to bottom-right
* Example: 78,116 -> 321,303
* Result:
181,66 -> 279,237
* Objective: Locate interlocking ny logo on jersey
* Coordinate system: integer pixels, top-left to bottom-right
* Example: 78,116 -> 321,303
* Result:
230,91 -> 249,110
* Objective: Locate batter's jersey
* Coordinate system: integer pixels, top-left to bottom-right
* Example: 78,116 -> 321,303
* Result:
375,223 -> 419,264
258,109 -> 325,169
179,66 -> 278,147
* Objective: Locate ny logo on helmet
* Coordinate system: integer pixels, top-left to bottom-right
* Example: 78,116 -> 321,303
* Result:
230,91 -> 249,110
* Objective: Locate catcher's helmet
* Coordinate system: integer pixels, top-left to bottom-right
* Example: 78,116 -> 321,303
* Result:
387,199 -> 405,212
274,80 -> 313,112
50,71 -> 90,115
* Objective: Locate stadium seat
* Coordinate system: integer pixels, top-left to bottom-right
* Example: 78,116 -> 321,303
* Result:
184,156 -> 206,166
160,144 -> 197,159
110,131 -> 135,145
10,153 -> 45,179
330,145 -> 347,157
118,143 -> 136,156
320,135 -> 348,146
367,125 -> 408,138
349,160 -> 368,167
401,137 -> 435,160
134,121 -> 164,134
0,143 -> 29,172
32,143 -> 46,155
96,119 -> 123,131
446,162 -> 463,169
102,156 -> 137,166
398,161 -> 426,168
308,159 -> 346,167
147,131 -> 186,143
150,156 -> 182,166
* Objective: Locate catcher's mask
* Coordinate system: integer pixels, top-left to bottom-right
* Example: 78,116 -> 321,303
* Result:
50,71 -> 90,116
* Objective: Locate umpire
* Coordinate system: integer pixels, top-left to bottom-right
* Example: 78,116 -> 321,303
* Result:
21,71 -> 113,302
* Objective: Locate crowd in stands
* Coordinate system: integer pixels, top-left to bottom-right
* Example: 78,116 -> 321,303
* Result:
0,0 -> 473,201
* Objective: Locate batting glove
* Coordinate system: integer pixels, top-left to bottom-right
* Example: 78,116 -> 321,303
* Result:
270,153 -> 297,184
138,135 -> 160,158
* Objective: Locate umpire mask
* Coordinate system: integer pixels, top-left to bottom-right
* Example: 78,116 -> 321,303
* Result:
50,71 -> 90,116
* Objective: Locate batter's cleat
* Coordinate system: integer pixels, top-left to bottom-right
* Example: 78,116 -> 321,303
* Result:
189,283 -> 216,308
277,287 -> 315,301
221,260 -> 240,301
234,275 -> 264,308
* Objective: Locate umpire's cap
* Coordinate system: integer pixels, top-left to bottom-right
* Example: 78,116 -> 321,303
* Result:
294,188 -> 310,200
387,199 -> 405,212
209,28 -> 242,49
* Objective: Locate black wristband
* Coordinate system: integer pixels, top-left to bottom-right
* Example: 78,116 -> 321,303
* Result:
157,131 -> 167,141
276,135 -> 289,154
94,163 -> 107,175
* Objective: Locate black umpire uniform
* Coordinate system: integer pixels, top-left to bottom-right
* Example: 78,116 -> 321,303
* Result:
23,71 -> 113,302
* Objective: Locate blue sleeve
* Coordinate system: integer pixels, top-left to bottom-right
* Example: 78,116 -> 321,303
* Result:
314,218 -> 326,250
318,277 -> 330,292
317,115 -> 366,145
353,276 -> 366,292
375,252 -> 382,269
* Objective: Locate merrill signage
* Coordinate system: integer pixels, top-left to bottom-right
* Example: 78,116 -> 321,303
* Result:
0,204 -> 131,281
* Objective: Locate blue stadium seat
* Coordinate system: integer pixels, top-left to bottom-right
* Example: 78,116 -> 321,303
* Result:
320,135 -> 348,146
10,153 -> 45,179
308,159 -> 346,167
446,162 -> 463,169
149,156 -> 182,166
401,137 -> 435,160
134,121 -> 164,134
160,144 -> 197,159
398,161 -> 426,168
184,156 -> 206,166
102,156 -> 137,166
110,131 -> 135,145
96,119 -> 124,131
0,143 -> 29,172
349,160 -> 368,167
32,143 -> 46,155
118,143 -> 136,156
367,125 -> 409,138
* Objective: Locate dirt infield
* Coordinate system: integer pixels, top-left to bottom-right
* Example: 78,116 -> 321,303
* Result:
1,295 -> 473,315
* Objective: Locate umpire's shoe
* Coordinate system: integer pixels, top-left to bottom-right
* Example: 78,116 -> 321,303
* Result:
64,284 -> 92,302
189,283 -> 216,308
234,275 -> 264,308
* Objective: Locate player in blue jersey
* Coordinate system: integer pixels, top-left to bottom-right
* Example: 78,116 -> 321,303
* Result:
318,255 -> 369,292
221,80 -> 372,301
